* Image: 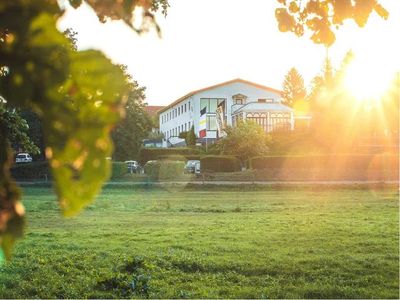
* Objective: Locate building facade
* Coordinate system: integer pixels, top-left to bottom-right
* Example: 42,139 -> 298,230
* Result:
158,78 -> 294,147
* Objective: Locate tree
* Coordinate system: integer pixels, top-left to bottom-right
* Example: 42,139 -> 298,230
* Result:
112,82 -> 152,161
0,104 -> 40,156
217,121 -> 271,163
0,0 -> 168,258
281,67 -> 307,107
185,126 -> 197,146
19,110 -> 45,160
275,0 -> 389,46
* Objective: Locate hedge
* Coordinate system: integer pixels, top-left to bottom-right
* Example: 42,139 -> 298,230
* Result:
11,161 -> 50,181
247,154 -> 399,181
144,160 -> 185,180
11,161 -> 128,181
200,155 -> 241,173
111,162 -> 127,179
138,147 -> 201,164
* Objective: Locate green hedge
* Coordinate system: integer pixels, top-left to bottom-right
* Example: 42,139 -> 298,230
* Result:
111,162 -> 127,179
11,161 -> 128,181
200,155 -> 241,173
247,154 -> 399,170
247,154 -> 399,181
144,160 -> 185,180
11,161 -> 50,181
138,147 -> 201,164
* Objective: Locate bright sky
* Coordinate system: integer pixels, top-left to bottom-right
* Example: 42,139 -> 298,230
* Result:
58,0 -> 400,105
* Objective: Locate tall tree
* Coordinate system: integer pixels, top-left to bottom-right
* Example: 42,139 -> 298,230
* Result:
281,67 -> 307,107
112,82 -> 151,161
185,126 -> 197,146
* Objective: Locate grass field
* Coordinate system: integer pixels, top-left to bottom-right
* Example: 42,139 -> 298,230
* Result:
0,185 -> 398,298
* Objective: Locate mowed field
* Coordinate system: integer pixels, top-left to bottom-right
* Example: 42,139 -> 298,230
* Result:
0,185 -> 398,299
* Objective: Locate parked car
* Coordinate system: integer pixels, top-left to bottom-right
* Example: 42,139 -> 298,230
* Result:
125,160 -> 142,174
184,160 -> 200,174
194,161 -> 201,175
15,153 -> 32,163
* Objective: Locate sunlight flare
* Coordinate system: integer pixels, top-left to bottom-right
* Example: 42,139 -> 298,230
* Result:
343,54 -> 393,103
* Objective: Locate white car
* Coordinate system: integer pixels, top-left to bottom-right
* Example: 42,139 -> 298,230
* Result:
15,153 -> 32,163
125,160 -> 142,174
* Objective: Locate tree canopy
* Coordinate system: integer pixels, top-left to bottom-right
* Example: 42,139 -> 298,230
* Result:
275,0 -> 389,45
112,81 -> 152,161
217,121 -> 271,163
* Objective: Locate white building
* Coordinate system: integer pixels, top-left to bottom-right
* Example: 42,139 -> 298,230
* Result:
158,78 -> 294,147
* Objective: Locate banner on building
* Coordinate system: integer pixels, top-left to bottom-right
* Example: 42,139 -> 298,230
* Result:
199,106 -> 207,138
216,100 -> 226,138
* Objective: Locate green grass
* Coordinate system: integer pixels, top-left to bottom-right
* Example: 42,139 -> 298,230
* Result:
0,186 -> 398,298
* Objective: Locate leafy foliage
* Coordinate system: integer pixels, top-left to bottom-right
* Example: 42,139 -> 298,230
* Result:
216,121 -> 271,162
275,0 -> 389,45
73,0 -> 169,35
0,104 -> 40,156
112,81 -> 152,161
0,0 -> 167,257
281,67 -> 307,107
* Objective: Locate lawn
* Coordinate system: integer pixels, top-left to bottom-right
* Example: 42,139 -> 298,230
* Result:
0,185 -> 398,298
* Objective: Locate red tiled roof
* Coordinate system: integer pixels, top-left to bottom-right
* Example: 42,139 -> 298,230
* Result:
144,105 -> 165,117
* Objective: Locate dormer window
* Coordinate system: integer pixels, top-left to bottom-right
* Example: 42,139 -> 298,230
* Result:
258,99 -> 266,103
232,94 -> 247,105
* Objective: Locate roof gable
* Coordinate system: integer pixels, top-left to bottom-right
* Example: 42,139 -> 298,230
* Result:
158,78 -> 282,113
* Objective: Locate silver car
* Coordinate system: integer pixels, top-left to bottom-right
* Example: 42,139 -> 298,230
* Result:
15,153 -> 32,163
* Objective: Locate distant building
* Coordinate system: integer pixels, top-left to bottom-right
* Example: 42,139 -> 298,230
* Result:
144,105 -> 165,134
143,105 -> 165,148
158,78 -> 295,147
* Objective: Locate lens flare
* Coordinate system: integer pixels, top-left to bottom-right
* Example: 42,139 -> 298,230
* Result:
344,56 -> 392,104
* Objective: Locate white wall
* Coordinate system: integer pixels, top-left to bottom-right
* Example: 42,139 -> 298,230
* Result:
159,81 -> 282,145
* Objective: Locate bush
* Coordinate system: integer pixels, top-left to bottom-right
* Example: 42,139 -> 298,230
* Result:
144,160 -> 185,180
200,155 -> 241,173
11,161 -> 50,181
138,148 -> 201,164
111,162 -> 127,179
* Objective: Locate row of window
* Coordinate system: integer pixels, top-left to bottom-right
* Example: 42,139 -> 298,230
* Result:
161,101 -> 190,124
247,117 -> 291,132
163,121 -> 192,139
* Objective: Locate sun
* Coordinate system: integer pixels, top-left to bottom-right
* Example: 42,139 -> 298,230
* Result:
343,55 -> 392,104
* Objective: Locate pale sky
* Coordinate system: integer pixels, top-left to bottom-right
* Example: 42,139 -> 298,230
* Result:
58,0 -> 400,106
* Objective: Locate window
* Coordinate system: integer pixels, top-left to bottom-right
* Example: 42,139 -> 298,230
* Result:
200,98 -> 226,113
235,98 -> 243,105
258,99 -> 266,103
206,115 -> 217,131
184,103 -> 187,113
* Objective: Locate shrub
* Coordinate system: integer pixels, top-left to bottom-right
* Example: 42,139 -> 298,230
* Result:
11,161 -> 50,181
144,160 -> 185,180
138,148 -> 201,164
157,155 -> 187,161
111,162 -> 127,179
200,155 -> 241,173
